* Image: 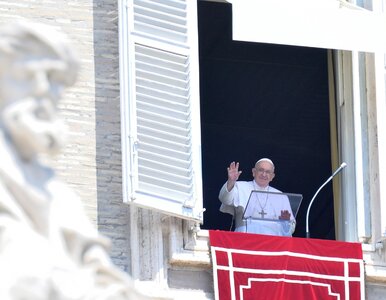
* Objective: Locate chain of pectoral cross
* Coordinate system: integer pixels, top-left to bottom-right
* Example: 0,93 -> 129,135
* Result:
257,195 -> 268,218
253,182 -> 269,219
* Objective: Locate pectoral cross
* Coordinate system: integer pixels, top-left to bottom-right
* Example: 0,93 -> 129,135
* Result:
259,209 -> 267,219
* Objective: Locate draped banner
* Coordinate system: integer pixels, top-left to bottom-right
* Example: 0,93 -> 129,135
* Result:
209,230 -> 364,300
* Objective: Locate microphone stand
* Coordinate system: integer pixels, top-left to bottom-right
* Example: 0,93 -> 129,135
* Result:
305,163 -> 347,238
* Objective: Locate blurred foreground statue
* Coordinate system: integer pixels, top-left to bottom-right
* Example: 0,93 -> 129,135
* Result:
0,22 -> 167,300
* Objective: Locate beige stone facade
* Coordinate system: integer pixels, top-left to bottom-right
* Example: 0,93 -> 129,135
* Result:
0,0 -> 132,269
1,1 -> 386,299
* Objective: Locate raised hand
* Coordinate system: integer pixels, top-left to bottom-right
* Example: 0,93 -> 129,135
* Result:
226,161 -> 242,191
279,210 -> 291,220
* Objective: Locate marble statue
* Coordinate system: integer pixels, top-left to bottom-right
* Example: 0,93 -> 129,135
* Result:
0,21 -> 168,300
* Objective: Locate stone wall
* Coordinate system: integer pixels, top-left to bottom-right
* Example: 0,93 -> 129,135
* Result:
0,0 -> 131,272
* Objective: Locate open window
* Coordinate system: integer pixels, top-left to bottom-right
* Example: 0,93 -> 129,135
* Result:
119,0 -> 386,241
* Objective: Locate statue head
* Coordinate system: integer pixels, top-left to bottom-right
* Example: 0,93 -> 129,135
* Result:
0,22 -> 79,160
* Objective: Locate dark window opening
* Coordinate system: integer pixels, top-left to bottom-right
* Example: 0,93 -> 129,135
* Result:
198,0 -> 335,239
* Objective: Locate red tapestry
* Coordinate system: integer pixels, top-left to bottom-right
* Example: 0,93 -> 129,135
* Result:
209,230 -> 364,300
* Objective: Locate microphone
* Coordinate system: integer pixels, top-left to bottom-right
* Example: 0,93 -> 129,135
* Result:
305,162 -> 347,238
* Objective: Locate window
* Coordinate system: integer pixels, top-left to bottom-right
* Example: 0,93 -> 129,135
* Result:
119,0 -> 386,241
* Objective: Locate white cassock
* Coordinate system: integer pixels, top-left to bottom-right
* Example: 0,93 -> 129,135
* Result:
219,181 -> 296,236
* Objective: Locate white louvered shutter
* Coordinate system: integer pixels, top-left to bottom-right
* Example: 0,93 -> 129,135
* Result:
118,0 -> 203,221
